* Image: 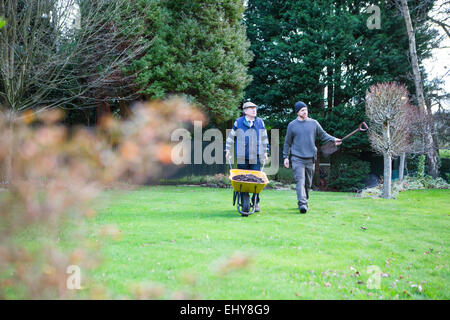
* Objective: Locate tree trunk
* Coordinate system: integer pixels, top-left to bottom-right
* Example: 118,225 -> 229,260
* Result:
383,154 -> 392,198
426,115 -> 439,177
399,152 -> 406,181
119,100 -> 132,119
426,98 -> 440,177
5,112 -> 15,186
96,101 -> 111,124
400,0 -> 439,178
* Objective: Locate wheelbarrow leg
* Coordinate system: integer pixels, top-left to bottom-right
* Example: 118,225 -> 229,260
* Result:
235,186 -> 257,217
237,192 -> 255,216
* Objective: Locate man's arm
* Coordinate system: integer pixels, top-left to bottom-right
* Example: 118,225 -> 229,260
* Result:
283,124 -> 293,159
315,121 -> 336,144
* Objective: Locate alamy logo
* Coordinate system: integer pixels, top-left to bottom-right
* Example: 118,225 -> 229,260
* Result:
170,121 -> 280,175
366,5 -> 381,30
66,265 -> 81,290
366,265 -> 381,289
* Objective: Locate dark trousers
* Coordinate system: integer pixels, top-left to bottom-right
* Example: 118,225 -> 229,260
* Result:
291,156 -> 315,207
237,158 -> 261,203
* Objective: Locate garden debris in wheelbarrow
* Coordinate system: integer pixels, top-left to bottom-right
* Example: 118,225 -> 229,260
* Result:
232,174 -> 265,184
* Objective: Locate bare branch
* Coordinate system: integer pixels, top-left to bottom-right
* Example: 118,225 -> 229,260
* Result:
0,0 -> 149,114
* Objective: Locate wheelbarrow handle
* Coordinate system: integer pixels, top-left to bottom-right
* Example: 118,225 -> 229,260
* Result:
227,154 -> 232,170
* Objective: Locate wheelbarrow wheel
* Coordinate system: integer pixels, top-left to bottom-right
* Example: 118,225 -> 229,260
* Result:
241,192 -> 250,213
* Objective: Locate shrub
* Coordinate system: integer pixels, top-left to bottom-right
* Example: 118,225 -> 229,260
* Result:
0,99 -> 204,299
159,175 -> 208,185
358,175 -> 449,198
205,174 -> 231,188
416,154 -> 426,179
272,167 -> 296,184
440,149 -> 450,159
266,181 -> 295,190
358,186 -> 383,198
405,153 -> 425,176
328,154 -> 371,192
416,175 -> 450,189
159,174 -> 231,188
440,158 -> 450,182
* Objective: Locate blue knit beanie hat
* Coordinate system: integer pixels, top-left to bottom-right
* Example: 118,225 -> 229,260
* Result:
294,101 -> 308,113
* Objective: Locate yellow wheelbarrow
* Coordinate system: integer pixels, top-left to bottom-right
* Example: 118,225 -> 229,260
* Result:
228,159 -> 269,217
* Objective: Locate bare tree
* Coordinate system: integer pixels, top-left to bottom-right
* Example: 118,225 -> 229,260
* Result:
0,0 -> 148,118
397,0 -> 440,178
366,83 -> 414,198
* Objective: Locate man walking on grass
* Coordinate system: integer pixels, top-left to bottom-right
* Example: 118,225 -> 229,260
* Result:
283,101 -> 341,214
225,101 -> 269,212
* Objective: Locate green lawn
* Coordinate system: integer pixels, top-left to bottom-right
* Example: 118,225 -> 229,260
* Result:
87,186 -> 449,299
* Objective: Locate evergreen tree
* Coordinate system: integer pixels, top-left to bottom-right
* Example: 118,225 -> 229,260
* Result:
130,0 -> 253,124
244,0 -> 439,149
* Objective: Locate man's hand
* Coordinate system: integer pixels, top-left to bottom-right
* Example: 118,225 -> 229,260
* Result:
225,150 -> 231,160
284,158 -> 289,168
335,138 -> 342,146
264,153 -> 269,161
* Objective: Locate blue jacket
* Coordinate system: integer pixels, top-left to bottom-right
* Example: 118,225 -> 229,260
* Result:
225,116 -> 269,160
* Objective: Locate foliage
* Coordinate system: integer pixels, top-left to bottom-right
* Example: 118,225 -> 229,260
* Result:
359,174 -> 449,198
0,0 -> 148,113
365,82 -> 415,157
269,167 -> 296,185
439,149 -> 450,159
128,0 -> 253,124
416,154 -> 426,179
244,0 -> 439,146
160,174 -> 232,188
434,112 -> 450,149
405,152 -> 450,183
416,175 -> 450,189
397,0 -> 440,179
0,99 -> 204,299
159,173 -> 297,189
441,158 -> 450,182
328,153 -> 371,192
365,82 -> 417,198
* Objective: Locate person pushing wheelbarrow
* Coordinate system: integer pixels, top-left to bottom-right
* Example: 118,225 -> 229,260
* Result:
225,101 -> 270,213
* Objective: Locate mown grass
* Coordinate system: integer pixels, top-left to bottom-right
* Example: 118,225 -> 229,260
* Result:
85,186 -> 449,300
